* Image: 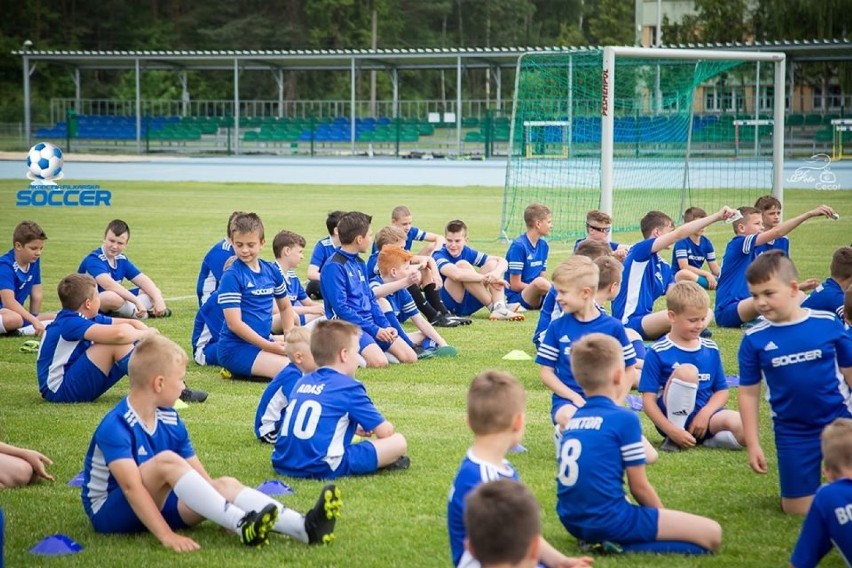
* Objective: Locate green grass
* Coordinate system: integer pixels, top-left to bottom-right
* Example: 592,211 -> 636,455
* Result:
0,180 -> 850,567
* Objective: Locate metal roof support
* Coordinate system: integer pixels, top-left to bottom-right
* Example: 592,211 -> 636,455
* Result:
234,58 -> 240,155
495,66 -> 502,110
22,48 -> 32,149
391,67 -> 399,118
351,56 -> 356,154
72,68 -> 81,114
135,58 -> 142,154
273,69 -> 284,118
456,56 -> 462,154
180,71 -> 189,117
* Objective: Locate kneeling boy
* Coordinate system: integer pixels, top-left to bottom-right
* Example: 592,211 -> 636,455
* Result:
82,335 -> 341,551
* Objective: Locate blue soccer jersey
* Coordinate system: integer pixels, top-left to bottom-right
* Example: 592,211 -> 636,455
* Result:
739,310 -> 852,435
536,312 -> 637,404
281,268 -> 309,306
191,289 -> 225,365
271,367 -> 386,478
36,309 -> 112,396
638,335 -> 728,415
0,249 -> 41,308
255,362 -> 303,443
556,396 -> 648,533
790,478 -> 852,568
82,398 -> 194,522
447,451 -> 520,567
309,236 -> 337,272
217,258 -> 286,346
756,235 -> 790,256
612,238 -> 674,324
672,235 -> 716,270
78,247 -> 142,292
366,250 -> 380,279
196,238 -> 233,306
533,287 -> 561,347
504,233 -> 549,304
320,250 -> 390,339
802,278 -> 846,320
433,244 -> 488,273
714,234 -> 760,311
369,277 -> 419,324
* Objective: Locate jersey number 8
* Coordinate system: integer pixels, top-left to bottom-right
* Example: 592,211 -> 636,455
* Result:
557,438 -> 582,487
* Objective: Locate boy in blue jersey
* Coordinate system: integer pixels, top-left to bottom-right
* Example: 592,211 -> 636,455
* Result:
255,328 -> 317,444
639,282 -> 743,453
463,480 -> 547,568
802,246 -> 852,320
320,211 -> 416,368
447,370 -> 593,568
434,220 -> 524,322
272,230 -> 325,328
0,221 -> 53,336
386,205 -> 445,256
613,207 -> 736,341
78,219 -> 170,319
715,204 -> 836,329
536,256 -> 639,431
374,246 -> 458,357
755,195 -> 820,291
271,320 -> 409,479
217,213 -> 295,380
738,251 -> 852,515
671,207 -> 721,290
305,210 -> 344,301
82,334 -> 341,551
573,210 -> 629,261
37,273 -> 151,403
505,203 -> 552,311
191,257 -> 235,368
557,333 -> 722,554
195,210 -> 241,306
790,418 -> 852,567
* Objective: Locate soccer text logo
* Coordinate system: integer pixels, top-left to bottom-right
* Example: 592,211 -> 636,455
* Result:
17,142 -> 112,207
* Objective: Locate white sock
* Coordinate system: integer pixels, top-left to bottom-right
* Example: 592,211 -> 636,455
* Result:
172,470 -> 245,533
19,324 -> 36,336
665,378 -> 697,430
553,423 -> 563,460
115,301 -> 137,318
703,430 -> 743,450
0,318 -> 6,334
137,293 -> 154,311
385,352 -> 400,364
233,488 -> 307,542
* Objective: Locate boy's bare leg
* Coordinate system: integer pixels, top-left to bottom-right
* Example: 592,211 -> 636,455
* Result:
520,277 -> 550,309
361,343 -> 389,368
640,311 -> 671,341
782,496 -> 813,515
86,343 -> 135,374
0,308 -> 23,333
387,337 -> 417,364
736,298 -> 760,324
0,454 -> 34,488
656,509 -> 722,552
371,434 -> 407,467
250,352 -> 291,379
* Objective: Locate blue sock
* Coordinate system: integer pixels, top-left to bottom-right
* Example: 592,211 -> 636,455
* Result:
383,310 -> 414,347
696,276 -> 709,289
422,338 -> 436,351
621,541 -> 711,555
631,339 -> 646,360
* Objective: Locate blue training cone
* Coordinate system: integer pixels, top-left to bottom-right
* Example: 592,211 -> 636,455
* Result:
256,480 -> 295,496
66,471 -> 85,487
29,534 -> 83,556
626,394 -> 644,412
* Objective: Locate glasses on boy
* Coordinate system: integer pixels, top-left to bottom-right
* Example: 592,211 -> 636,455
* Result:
586,223 -> 611,234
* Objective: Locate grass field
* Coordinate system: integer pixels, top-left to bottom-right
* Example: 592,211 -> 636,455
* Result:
0,180 -> 850,567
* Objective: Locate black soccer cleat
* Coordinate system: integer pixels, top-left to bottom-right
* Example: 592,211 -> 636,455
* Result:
381,455 -> 411,472
179,387 -> 208,404
430,313 -> 461,328
305,484 -> 342,545
578,539 -> 624,555
238,503 -> 279,547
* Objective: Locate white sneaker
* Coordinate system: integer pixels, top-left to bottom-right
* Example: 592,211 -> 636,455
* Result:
553,424 -> 563,459
506,302 -> 527,313
703,430 -> 743,450
489,305 -> 525,321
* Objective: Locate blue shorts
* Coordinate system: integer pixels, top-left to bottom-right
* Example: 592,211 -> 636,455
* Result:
298,314 -> 307,326
775,431 -> 823,499
193,341 -> 219,367
623,314 -> 651,340
43,350 -> 131,403
714,302 -> 743,328
277,440 -> 379,480
506,289 -> 537,310
440,289 -> 484,317
560,501 -> 658,545
90,488 -> 188,534
217,338 -> 261,377
551,396 -> 580,424
358,332 -> 391,353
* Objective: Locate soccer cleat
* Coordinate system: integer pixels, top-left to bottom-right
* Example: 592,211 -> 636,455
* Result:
432,345 -> 459,357
305,484 -> 343,545
659,437 -> 682,453
578,539 -> 624,555
19,339 -> 40,353
238,503 -> 279,547
444,314 -> 472,325
381,455 -> 411,472
702,430 -> 743,450
431,313 -> 461,328
488,307 -> 525,321
220,368 -> 233,380
699,328 -> 713,338
506,302 -> 528,313
147,308 -> 173,318
179,387 -> 208,403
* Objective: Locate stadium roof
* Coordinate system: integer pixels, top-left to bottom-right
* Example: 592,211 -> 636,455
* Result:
12,38 -> 852,71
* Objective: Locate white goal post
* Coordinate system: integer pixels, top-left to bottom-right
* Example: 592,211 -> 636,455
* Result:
600,46 -> 787,216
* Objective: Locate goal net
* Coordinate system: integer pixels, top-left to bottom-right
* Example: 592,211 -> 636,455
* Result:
501,47 -> 785,240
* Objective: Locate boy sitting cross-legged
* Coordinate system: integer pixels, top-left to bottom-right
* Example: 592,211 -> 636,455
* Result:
374,246 -> 458,358
557,333 -> 722,555
37,273 -> 151,403
447,370 -> 593,568
738,251 -> 852,515
320,211 -> 416,367
639,282 -> 744,453
671,207 -> 721,290
254,327 -> 318,444
0,220 -> 54,336
272,230 -> 325,329
504,203 -> 552,311
271,320 -> 410,479
433,220 -> 523,322
82,334 -> 342,551
790,418 -> 852,567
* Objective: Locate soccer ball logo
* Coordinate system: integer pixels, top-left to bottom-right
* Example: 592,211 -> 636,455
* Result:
26,142 -> 64,183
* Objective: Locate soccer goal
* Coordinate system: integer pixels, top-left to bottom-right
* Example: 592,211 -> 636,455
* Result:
501,47 -> 786,241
